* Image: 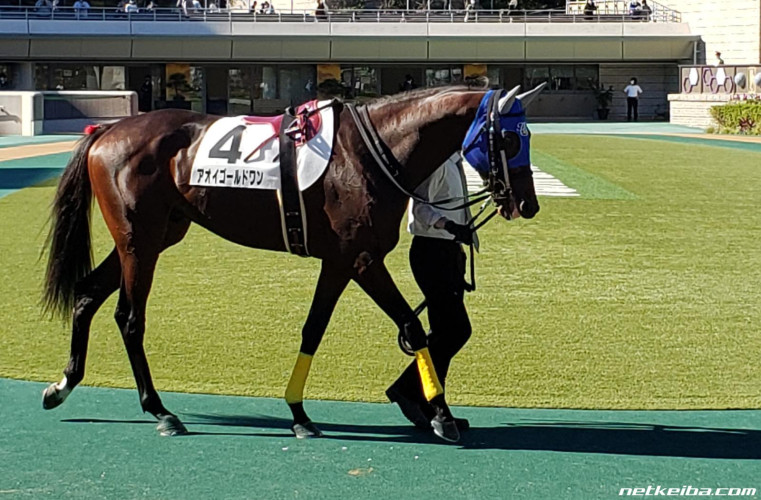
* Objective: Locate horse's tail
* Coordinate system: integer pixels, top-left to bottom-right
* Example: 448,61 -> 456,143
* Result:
42,125 -> 110,319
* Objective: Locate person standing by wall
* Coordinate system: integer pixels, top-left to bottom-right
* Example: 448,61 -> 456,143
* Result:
623,77 -> 643,122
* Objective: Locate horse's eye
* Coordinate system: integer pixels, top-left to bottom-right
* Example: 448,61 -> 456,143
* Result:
502,131 -> 521,155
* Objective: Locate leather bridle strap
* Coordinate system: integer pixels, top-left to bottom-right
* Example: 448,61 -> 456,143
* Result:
346,103 -> 489,210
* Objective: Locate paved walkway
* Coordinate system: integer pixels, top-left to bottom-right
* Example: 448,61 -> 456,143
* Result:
2,378 -> 760,500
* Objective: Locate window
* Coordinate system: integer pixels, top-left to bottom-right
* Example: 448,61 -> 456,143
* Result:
34,64 -> 125,91
524,64 -> 598,92
425,66 -> 463,88
525,66 -> 549,90
574,66 -> 599,90
550,66 -> 574,91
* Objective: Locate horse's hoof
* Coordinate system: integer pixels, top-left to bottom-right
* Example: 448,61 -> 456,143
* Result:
157,415 -> 188,437
431,416 -> 460,443
42,383 -> 66,410
292,421 -> 324,439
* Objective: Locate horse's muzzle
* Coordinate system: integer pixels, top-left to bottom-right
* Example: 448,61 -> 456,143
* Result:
518,200 -> 539,219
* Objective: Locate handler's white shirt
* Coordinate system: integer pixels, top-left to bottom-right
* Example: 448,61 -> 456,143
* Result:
407,153 -> 479,250
624,84 -> 643,98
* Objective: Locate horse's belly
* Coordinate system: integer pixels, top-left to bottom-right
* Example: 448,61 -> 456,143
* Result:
188,188 -> 288,252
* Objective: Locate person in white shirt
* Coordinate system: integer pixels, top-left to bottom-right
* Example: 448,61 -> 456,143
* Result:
386,152 -> 477,431
623,77 -> 643,122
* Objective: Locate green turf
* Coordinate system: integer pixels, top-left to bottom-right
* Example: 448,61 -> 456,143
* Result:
3,378 -> 760,500
1,134 -> 760,410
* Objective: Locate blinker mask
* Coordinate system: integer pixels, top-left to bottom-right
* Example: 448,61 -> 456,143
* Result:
461,83 -> 546,220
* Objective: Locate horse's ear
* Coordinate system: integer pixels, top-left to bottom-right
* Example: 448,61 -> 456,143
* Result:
516,82 -> 548,109
498,86 -> 521,115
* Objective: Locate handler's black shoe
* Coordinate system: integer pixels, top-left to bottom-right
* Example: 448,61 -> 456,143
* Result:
386,386 -> 470,431
386,386 -> 430,429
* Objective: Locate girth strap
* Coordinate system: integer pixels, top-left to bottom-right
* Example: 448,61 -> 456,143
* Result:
278,109 -> 309,257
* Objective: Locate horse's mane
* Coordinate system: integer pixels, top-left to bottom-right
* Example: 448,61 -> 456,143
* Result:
365,78 -> 490,112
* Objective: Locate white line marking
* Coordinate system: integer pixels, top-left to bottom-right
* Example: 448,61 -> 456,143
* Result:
464,165 -> 578,197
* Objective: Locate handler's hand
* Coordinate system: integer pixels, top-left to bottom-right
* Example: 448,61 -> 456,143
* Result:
444,221 -> 474,246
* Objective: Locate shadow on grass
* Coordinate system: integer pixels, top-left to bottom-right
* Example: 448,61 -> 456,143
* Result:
63,413 -> 761,459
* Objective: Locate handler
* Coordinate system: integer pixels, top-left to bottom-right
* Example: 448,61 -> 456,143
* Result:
386,152 -> 477,430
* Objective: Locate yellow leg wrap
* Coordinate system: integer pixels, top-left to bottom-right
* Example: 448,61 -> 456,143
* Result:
415,347 -> 444,401
285,352 -> 313,404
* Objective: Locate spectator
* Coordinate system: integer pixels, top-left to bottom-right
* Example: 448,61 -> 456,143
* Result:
208,1 -> 219,11
145,1 -> 156,11
315,0 -> 326,21
265,1 -> 274,13
583,0 -> 596,20
73,0 -> 90,18
191,0 -> 201,11
125,0 -> 138,12
714,51 -> 724,66
401,74 -> 416,92
176,0 -> 188,15
463,0 -> 475,22
34,0 -> 52,13
623,76 -> 643,122
0,73 -> 10,90
250,0 -> 257,13
138,75 -> 152,112
628,0 -> 640,17
640,0 -> 651,20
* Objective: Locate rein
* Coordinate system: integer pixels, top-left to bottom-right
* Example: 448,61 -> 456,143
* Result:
346,103 -> 490,210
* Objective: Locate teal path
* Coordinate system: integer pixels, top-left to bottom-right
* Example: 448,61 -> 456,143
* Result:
1,378 -> 760,500
530,122 -> 703,135
0,135 -> 80,149
0,152 -> 71,199
613,134 -> 761,153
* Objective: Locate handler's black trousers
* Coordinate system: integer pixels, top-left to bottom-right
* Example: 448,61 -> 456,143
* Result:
390,236 -> 472,405
627,97 -> 639,121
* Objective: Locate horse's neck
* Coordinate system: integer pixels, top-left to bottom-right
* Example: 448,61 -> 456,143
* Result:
369,90 -> 486,190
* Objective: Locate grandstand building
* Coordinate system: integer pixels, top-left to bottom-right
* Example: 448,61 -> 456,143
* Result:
0,0 -> 735,121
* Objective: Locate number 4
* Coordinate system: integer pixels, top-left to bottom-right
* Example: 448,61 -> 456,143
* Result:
209,125 -> 246,164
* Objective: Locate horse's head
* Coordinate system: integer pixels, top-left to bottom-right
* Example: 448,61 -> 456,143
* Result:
462,83 -> 547,220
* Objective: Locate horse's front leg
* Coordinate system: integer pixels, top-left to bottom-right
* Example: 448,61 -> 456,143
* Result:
354,259 -> 460,443
285,260 -> 350,438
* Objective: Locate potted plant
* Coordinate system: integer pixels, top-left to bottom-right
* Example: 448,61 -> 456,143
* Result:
590,82 -> 614,120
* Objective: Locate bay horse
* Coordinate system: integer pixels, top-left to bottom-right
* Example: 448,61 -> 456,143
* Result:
41,82 -> 546,443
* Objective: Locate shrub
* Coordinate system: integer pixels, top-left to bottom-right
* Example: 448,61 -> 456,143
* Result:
710,101 -> 761,135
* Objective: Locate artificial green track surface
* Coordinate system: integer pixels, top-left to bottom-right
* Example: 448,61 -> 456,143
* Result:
2,378 -> 760,500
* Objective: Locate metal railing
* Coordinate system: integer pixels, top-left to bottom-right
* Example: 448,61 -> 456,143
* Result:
0,5 -> 683,23
565,0 -> 680,23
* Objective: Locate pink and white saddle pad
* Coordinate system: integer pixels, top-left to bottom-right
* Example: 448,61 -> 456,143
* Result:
190,100 -> 336,191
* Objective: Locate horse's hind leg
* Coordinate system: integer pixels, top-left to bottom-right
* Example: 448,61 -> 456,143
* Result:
113,216 -> 189,436
42,249 -> 121,410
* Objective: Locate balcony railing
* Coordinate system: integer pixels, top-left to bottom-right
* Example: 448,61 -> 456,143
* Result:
566,0 -> 680,23
0,5 -> 682,23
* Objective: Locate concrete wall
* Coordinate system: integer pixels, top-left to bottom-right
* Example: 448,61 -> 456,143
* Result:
668,93 -> 731,129
0,93 -> 42,136
0,18 -> 698,62
0,91 -> 137,136
600,63 -> 679,120
660,0 -> 761,64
